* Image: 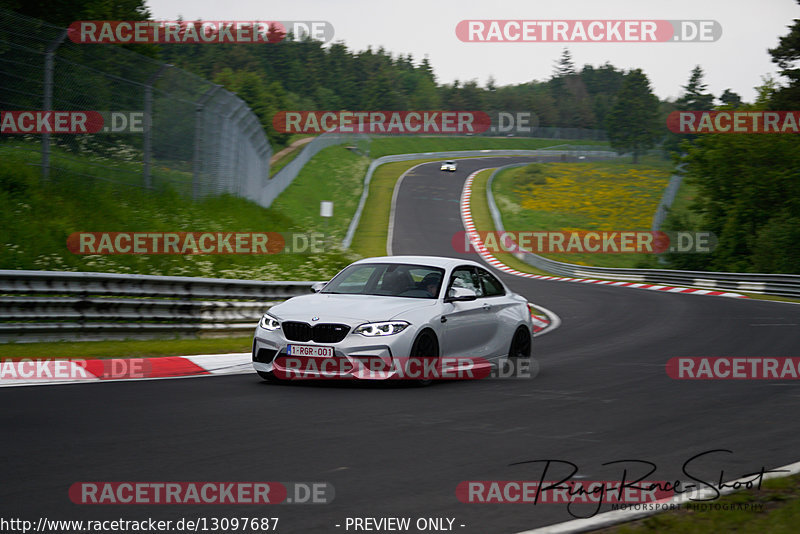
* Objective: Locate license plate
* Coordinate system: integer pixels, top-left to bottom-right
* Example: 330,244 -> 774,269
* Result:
286,344 -> 334,357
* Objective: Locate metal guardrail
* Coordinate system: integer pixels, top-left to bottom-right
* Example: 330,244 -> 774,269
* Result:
0,270 -> 317,343
341,148 -> 618,249
263,132 -> 367,208
484,164 -> 800,298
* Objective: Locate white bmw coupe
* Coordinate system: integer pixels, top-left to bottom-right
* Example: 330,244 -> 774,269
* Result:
252,256 -> 533,382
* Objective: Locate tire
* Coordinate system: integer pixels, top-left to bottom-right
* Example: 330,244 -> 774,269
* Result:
409,329 -> 439,386
257,370 -> 281,383
509,326 -> 532,360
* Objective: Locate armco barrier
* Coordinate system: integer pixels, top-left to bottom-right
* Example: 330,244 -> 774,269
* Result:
0,270 -> 317,343
341,148 -> 618,249
484,164 -> 800,298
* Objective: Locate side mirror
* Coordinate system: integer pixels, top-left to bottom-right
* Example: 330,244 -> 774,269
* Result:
445,287 -> 477,302
311,282 -> 327,293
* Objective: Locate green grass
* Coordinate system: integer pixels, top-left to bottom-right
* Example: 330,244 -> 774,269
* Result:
600,473 -> 800,534
664,178 -> 703,229
0,143 -> 366,281
0,336 -> 253,360
350,159 -> 441,258
270,145 -> 370,241
366,136 -> 609,159
0,140 -> 194,193
491,155 -> 675,268
269,134 -> 317,177
469,168 -> 553,276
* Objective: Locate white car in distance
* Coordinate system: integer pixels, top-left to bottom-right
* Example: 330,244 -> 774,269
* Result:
440,160 -> 457,172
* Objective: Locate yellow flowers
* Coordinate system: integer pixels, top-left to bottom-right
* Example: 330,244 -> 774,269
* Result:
510,163 -> 670,230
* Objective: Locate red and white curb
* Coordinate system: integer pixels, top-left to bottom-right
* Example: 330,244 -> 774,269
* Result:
0,353 -> 253,388
461,170 -> 747,299
1,309 -> 552,388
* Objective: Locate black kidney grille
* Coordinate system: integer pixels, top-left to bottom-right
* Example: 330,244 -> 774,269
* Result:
311,323 -> 351,343
282,322 -> 350,343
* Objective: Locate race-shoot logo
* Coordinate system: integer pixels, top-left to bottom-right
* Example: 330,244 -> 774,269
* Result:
667,111 -> 800,134
68,21 -> 334,44
456,20 -> 721,42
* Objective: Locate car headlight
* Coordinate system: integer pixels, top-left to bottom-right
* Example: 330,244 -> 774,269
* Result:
354,321 -> 410,336
259,313 -> 281,331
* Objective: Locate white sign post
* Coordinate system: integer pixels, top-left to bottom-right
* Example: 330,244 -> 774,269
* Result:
320,201 -> 333,249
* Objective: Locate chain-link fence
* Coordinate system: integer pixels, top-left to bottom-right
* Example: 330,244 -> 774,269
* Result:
0,9 -> 272,201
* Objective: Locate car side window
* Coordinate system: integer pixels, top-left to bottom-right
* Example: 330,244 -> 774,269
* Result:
477,268 -> 505,297
449,267 -> 483,297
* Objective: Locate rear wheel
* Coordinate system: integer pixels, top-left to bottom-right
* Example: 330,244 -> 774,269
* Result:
509,326 -> 532,360
409,329 -> 439,386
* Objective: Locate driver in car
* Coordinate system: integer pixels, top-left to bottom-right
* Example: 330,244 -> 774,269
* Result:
419,273 -> 442,297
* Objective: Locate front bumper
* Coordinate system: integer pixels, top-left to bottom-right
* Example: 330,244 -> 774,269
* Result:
252,325 -> 417,380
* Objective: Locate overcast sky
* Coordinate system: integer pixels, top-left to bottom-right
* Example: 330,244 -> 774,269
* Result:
147,0 -> 799,102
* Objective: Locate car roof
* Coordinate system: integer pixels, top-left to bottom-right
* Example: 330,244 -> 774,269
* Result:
353,255 -> 483,270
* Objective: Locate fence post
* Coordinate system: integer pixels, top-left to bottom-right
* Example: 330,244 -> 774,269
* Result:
224,100 -> 247,195
192,85 -> 220,200
41,30 -> 67,183
143,64 -> 169,190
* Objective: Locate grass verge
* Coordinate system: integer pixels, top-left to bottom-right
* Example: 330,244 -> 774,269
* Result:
599,472 -> 800,533
350,159 -> 440,258
469,168 -> 553,276
1,336 -> 253,360
269,134 -> 317,177
492,155 -> 674,268
0,144 -> 366,281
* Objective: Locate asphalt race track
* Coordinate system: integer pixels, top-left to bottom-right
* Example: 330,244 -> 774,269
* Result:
3,156 -> 800,533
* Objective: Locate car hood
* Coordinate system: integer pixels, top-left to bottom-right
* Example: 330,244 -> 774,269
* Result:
268,293 -> 437,324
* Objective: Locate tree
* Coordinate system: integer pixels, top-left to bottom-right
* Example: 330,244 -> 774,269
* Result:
676,66 -> 715,110
768,1 -> 800,108
664,66 -> 715,153
553,48 -> 576,78
604,69 -> 660,163
719,88 -> 742,108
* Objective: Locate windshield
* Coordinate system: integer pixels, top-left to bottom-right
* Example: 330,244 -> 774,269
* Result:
322,263 -> 445,299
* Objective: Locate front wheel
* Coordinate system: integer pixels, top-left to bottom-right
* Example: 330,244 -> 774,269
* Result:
409,329 -> 439,386
257,370 -> 281,383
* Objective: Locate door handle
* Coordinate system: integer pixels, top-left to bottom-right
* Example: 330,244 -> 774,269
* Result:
440,316 -> 447,323
482,303 -> 491,311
